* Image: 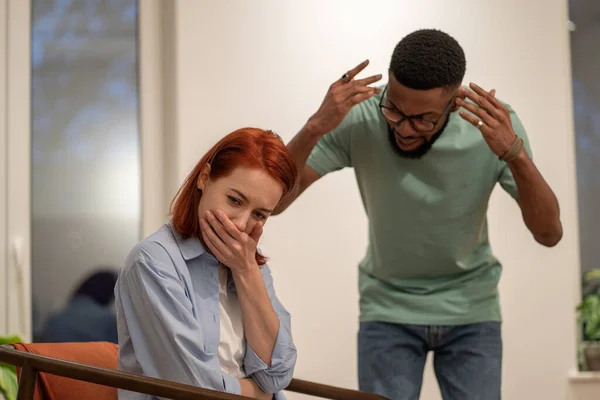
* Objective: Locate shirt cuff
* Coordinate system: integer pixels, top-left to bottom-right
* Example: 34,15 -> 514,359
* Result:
222,372 -> 242,395
243,322 -> 294,376
306,156 -> 330,177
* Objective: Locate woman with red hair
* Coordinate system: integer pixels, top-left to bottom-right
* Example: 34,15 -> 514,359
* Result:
115,128 -> 298,400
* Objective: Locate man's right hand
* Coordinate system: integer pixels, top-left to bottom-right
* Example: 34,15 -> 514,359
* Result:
305,59 -> 383,137
274,60 -> 382,216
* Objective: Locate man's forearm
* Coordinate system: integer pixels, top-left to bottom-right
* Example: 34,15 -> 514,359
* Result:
274,123 -> 323,214
507,149 -> 563,247
274,62 -> 380,214
287,121 -> 324,167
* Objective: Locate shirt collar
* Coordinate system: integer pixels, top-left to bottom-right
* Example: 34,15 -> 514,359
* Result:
169,223 -> 208,261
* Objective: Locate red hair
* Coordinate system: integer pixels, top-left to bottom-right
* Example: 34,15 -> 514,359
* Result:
170,127 -> 298,265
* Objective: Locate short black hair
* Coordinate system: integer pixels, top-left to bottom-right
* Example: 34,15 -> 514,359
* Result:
390,29 -> 466,90
72,269 -> 118,306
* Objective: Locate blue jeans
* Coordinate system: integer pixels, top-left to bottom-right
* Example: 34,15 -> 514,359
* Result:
358,321 -> 502,400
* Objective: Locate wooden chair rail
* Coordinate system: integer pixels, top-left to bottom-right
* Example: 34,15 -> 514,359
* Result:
0,346 -> 387,400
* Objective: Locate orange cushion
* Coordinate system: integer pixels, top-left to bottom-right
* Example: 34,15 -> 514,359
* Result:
14,342 -> 118,400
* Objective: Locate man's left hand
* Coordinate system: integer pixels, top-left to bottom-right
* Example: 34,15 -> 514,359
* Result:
456,83 -> 518,158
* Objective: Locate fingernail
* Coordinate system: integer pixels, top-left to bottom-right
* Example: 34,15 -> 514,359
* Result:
205,210 -> 211,217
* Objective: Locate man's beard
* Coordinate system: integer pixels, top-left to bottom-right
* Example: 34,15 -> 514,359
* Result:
387,116 -> 451,159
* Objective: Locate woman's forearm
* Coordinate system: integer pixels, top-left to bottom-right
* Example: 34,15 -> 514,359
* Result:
232,264 -> 279,366
239,378 -> 272,400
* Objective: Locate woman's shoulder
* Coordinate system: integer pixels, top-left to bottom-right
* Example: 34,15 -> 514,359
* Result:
123,224 -> 179,277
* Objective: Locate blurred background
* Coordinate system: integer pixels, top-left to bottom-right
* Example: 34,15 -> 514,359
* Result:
0,0 -> 598,399
29,0 -> 140,342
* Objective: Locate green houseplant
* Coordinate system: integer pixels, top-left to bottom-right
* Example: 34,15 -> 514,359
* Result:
577,269 -> 600,371
0,335 -> 22,400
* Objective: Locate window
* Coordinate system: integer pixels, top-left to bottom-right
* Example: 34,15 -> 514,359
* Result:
30,0 -> 141,340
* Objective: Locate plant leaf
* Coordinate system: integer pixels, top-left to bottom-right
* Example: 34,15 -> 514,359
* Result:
0,363 -> 18,400
0,336 -> 21,346
584,269 -> 600,282
577,295 -> 600,340
0,334 -> 23,400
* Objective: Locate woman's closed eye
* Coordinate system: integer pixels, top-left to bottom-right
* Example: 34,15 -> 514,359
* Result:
227,196 -> 266,220
227,195 -> 242,206
253,211 -> 267,220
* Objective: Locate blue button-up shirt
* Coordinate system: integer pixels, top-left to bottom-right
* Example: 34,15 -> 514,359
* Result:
115,223 -> 297,399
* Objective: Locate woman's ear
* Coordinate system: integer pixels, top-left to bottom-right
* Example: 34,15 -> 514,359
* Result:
197,164 -> 211,190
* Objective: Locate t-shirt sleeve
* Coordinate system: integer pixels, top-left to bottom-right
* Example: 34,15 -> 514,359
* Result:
497,104 -> 533,200
306,110 -> 359,176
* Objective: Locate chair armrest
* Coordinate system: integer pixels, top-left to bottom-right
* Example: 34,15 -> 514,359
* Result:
0,346 -> 251,400
0,346 -> 388,400
286,378 -> 388,400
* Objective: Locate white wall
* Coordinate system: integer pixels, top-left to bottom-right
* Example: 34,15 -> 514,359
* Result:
165,0 -> 582,399
139,0 -> 172,237
3,0 -> 32,342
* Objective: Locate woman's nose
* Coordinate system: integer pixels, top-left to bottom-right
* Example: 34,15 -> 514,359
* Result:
231,212 -> 250,233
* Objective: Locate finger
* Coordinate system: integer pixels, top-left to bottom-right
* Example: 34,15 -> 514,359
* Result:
469,83 -> 506,116
468,82 -> 494,101
202,234 -> 228,264
342,85 -> 377,102
458,111 -> 492,134
490,89 -> 496,97
205,211 -> 236,246
212,210 -> 244,242
347,91 -> 378,108
456,98 -> 496,127
352,74 -> 383,88
200,218 -> 231,257
341,85 -> 382,103
346,59 -> 370,80
456,87 -> 468,102
201,230 -> 224,260
333,60 -> 371,88
460,89 -> 502,121
250,221 -> 263,243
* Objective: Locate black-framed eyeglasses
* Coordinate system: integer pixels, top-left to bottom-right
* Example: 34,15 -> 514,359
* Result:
378,86 -> 456,133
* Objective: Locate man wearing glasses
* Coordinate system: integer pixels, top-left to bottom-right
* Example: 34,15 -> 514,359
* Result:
274,29 -> 562,400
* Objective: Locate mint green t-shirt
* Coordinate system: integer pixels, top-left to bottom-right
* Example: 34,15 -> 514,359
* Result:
306,90 -> 532,325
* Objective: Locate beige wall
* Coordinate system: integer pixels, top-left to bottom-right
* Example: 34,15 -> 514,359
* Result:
0,0 -> 32,341
0,0 -> 7,335
159,1 -> 586,399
